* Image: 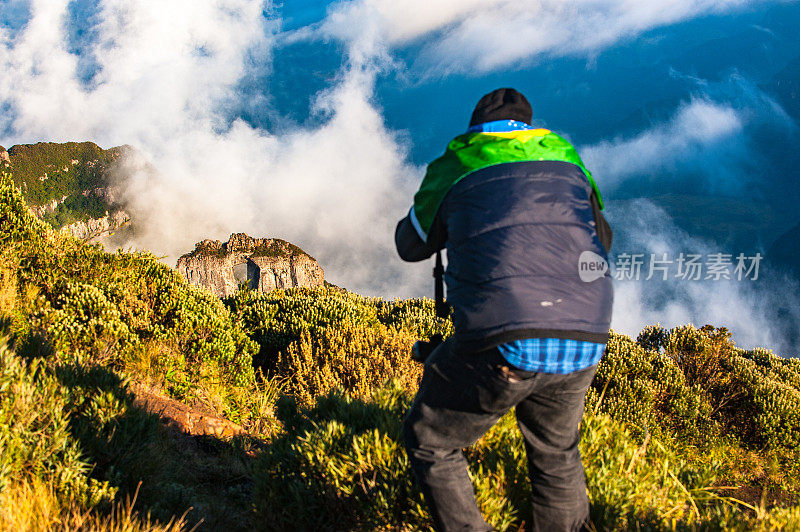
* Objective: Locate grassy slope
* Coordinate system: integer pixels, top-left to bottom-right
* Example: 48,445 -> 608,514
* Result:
1,170 -> 800,530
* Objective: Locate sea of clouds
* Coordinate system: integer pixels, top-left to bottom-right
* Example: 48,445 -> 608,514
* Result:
1,0 -> 797,352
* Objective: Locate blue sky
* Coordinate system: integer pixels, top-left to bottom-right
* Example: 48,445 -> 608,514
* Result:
1,0 -> 799,348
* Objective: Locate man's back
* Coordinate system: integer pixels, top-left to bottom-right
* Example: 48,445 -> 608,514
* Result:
397,88 -> 614,531
440,159 -> 612,352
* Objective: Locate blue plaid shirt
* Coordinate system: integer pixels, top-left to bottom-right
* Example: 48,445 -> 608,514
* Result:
498,338 -> 606,374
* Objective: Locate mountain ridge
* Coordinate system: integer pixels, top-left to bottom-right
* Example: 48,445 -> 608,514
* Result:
1,141 -> 131,239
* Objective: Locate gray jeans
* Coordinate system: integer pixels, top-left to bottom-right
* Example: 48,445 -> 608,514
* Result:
402,339 -> 597,531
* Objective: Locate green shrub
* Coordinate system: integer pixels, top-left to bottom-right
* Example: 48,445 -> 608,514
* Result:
255,378 -> 799,531
376,297 -> 453,340
727,348 -> 800,449
277,325 -> 422,404
34,280 -> 135,361
2,171 -> 258,397
254,383 -> 430,530
226,286 -> 381,363
593,330 -> 707,440
594,324 -> 800,451
0,339 -> 117,508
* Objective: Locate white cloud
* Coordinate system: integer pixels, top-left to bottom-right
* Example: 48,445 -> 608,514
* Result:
313,0 -> 762,75
580,98 -> 744,188
578,68 -> 797,194
1,0 -> 272,145
608,199 -> 785,350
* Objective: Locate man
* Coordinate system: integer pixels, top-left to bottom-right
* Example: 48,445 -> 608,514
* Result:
395,88 -> 613,531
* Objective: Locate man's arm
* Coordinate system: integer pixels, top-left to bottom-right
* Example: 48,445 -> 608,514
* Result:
590,191 -> 613,253
395,207 -> 447,262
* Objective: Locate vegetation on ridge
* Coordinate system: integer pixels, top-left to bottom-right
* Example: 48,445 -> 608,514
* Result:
183,236 -> 314,261
1,169 -> 800,530
3,141 -> 126,229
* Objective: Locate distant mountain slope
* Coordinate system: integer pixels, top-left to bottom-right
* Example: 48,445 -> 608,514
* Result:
768,221 -> 800,277
0,141 -> 131,238
616,193 -> 783,252
767,54 -> 800,121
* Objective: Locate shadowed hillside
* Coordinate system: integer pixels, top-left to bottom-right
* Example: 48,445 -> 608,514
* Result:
1,169 -> 800,530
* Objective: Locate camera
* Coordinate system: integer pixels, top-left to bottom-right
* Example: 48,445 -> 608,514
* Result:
411,250 -> 450,364
412,334 -> 443,363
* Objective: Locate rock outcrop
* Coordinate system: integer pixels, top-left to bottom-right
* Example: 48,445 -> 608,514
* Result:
60,209 -> 131,240
177,233 -> 325,298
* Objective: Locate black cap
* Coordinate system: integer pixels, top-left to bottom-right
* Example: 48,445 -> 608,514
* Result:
469,88 -> 532,127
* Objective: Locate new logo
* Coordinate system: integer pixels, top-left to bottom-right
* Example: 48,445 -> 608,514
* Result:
578,251 -> 609,282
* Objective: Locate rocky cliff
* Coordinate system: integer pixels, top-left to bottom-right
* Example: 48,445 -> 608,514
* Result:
177,233 -> 325,298
60,210 -> 131,240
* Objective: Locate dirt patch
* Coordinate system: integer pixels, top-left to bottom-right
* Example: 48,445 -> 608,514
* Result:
130,385 -> 245,438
